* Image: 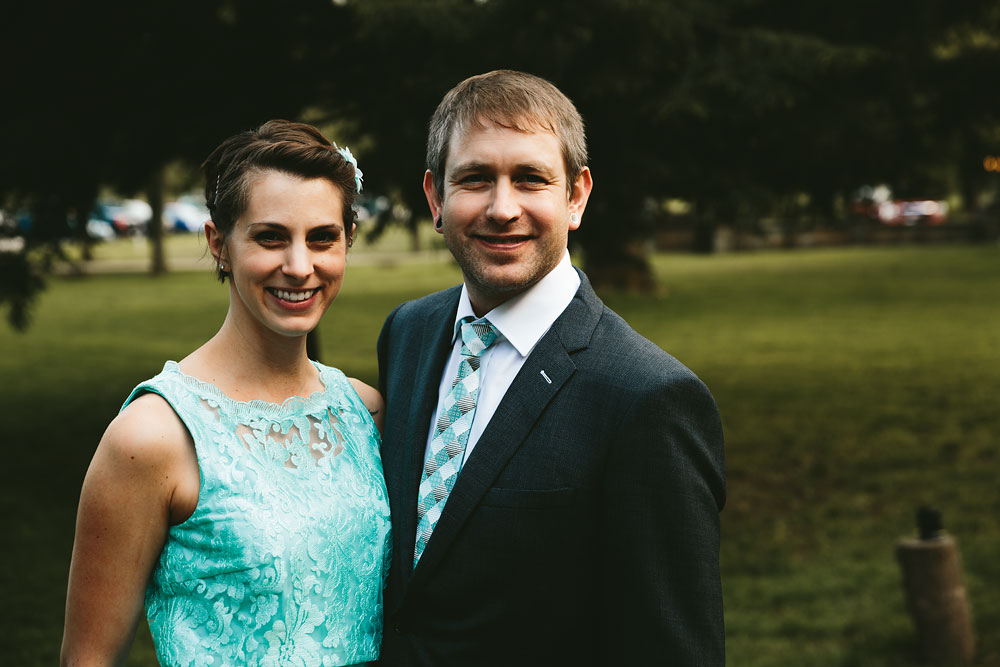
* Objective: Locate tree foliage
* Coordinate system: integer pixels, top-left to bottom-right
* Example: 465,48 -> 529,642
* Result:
2,0 -> 998,327
0,0 -> 356,327
331,0 -> 1000,276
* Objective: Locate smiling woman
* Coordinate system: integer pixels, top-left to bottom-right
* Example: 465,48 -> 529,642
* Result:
60,120 -> 392,667
209,171 -> 350,340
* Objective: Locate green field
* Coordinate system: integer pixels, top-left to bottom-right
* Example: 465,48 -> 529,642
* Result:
2,243 -> 998,665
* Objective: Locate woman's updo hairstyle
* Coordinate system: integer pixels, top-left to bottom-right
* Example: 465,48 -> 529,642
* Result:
202,120 -> 360,281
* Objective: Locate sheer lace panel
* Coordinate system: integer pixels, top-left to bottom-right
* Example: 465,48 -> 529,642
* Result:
123,362 -> 392,667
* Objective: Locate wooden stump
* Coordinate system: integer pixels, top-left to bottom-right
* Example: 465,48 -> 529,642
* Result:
896,535 -> 975,664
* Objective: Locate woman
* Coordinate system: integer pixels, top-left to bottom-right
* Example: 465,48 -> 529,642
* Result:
61,120 -> 391,666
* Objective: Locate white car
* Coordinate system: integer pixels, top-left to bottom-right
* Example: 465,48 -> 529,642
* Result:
165,198 -> 210,233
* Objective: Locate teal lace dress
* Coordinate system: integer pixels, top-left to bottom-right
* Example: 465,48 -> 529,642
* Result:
122,361 -> 391,667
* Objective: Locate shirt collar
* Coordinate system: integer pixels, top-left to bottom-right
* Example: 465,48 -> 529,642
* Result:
453,251 -> 581,357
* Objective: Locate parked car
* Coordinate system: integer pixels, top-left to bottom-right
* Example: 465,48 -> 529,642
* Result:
876,199 -> 948,226
851,185 -> 949,227
90,199 -> 152,236
86,219 -> 116,240
164,197 -> 210,233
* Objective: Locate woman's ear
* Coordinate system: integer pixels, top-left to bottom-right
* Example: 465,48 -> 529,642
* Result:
205,220 -> 225,263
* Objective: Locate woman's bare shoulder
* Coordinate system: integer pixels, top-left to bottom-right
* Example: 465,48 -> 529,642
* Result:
347,378 -> 385,434
103,393 -> 191,463
95,392 -> 199,523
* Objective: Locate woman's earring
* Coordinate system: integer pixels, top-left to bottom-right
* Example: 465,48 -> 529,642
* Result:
434,216 -> 443,230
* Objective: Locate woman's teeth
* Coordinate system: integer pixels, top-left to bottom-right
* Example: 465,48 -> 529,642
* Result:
271,289 -> 315,302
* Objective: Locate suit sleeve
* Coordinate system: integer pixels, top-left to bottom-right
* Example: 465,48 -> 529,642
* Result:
599,371 -> 726,665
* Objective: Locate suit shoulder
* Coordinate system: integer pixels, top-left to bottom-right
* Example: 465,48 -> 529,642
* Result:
387,285 -> 461,326
593,306 -> 696,378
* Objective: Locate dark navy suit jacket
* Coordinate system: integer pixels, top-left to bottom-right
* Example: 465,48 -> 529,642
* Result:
376,270 -> 725,666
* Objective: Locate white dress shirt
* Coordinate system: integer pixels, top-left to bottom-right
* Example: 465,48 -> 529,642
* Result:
423,251 -> 582,467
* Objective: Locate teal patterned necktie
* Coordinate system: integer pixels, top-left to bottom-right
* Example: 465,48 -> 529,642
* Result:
414,317 -> 500,566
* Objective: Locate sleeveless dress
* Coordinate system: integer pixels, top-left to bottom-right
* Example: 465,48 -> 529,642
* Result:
122,361 -> 392,667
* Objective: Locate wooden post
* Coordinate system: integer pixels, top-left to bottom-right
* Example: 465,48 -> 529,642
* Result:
896,508 -> 975,664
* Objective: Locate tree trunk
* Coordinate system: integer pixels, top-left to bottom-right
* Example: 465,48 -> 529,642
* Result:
147,168 -> 167,275
75,193 -> 96,263
306,329 -> 321,362
408,216 -> 421,253
692,201 -> 717,255
576,198 -> 656,292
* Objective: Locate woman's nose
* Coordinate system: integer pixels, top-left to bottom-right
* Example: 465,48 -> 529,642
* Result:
282,242 -> 313,279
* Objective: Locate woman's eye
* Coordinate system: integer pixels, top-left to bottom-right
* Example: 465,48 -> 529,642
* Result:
255,231 -> 283,244
309,231 -> 339,244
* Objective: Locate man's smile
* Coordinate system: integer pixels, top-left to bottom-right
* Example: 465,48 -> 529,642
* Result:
474,234 -> 533,248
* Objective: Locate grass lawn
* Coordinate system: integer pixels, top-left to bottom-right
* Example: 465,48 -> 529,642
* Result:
2,244 -> 997,665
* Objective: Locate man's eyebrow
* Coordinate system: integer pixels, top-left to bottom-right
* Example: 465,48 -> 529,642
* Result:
449,161 -> 557,174
516,162 -> 557,173
449,161 -> 492,174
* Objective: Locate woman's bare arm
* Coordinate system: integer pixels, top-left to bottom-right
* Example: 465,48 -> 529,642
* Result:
61,394 -> 199,666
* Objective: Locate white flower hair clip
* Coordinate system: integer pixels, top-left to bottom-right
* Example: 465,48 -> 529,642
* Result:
337,146 -> 364,194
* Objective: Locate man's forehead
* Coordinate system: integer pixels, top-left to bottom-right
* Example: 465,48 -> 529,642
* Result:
445,123 -> 562,171
450,115 -> 557,144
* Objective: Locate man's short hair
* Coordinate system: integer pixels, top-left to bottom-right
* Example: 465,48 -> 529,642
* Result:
426,70 -> 588,199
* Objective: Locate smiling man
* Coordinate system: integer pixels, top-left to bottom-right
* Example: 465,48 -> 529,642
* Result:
376,70 -> 726,666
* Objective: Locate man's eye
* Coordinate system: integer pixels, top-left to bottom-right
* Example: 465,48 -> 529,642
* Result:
519,174 -> 548,185
460,174 -> 487,184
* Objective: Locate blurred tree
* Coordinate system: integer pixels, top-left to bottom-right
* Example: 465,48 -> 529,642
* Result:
0,0 -> 358,326
3,0 -> 998,331
335,0 -> 999,283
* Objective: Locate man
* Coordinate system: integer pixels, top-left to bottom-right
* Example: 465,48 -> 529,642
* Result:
377,70 -> 725,666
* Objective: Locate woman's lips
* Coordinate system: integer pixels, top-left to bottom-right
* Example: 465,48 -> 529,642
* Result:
266,287 -> 319,310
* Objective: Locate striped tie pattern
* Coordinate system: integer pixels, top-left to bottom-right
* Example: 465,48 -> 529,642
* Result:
413,317 -> 499,565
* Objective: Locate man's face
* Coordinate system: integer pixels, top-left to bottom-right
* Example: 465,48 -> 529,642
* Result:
424,123 -> 592,315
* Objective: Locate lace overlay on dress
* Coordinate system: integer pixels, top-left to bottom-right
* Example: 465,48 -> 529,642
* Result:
123,361 -> 391,667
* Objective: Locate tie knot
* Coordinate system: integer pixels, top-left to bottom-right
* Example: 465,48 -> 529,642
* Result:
459,318 -> 499,357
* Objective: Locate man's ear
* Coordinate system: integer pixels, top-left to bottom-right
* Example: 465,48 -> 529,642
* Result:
423,170 -> 444,234
568,167 -> 593,231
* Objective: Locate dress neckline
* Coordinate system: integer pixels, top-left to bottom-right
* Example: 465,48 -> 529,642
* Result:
162,360 -> 335,418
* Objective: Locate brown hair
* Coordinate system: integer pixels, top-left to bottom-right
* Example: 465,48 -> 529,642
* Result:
426,70 -> 588,200
202,120 -> 359,281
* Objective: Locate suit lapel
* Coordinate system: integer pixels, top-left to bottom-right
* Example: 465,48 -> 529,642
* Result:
407,273 -> 605,589
397,291 -> 460,583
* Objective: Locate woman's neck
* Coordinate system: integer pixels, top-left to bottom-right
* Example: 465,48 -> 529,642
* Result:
180,311 -> 322,404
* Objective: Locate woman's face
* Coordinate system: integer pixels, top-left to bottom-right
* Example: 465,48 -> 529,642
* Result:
208,170 -> 350,341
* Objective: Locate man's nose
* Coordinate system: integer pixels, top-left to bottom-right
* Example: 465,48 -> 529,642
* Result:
486,179 -> 521,223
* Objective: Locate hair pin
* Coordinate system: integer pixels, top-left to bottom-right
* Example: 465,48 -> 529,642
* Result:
337,146 -> 364,193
